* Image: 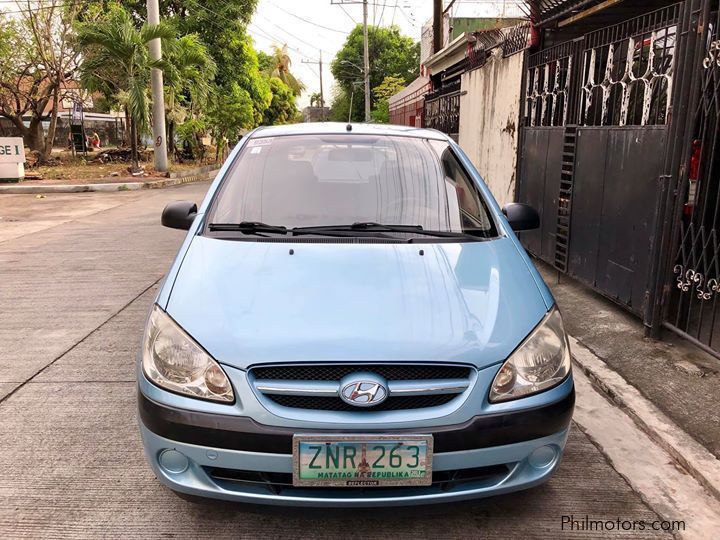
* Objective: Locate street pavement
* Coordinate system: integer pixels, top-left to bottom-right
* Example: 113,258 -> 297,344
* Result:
0,183 -> 672,538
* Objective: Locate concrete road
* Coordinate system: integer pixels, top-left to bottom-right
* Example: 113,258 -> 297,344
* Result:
0,184 -> 671,538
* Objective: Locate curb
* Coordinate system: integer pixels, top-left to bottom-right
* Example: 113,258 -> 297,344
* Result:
0,169 -> 218,194
569,334 -> 720,503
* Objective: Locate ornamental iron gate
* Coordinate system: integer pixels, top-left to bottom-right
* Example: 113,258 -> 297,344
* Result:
518,3 -> 680,315
424,79 -> 462,140
654,1 -> 720,355
579,4 -> 678,127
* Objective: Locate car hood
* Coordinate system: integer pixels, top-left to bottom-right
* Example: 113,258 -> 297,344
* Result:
164,236 -> 550,370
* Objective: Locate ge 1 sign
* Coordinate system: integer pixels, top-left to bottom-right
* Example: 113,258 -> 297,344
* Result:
0,138 -> 25,182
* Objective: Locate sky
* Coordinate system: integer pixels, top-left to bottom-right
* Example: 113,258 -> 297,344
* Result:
248,1 -> 526,108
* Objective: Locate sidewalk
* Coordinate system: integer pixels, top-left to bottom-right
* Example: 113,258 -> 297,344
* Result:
0,165 -> 218,194
535,260 -> 720,499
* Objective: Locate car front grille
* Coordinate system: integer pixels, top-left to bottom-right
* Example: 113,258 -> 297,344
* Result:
251,364 -> 472,381
249,363 -> 475,413
266,393 -> 458,411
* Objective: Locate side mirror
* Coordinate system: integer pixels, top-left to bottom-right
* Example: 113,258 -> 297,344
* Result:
502,203 -> 540,231
162,200 -> 197,230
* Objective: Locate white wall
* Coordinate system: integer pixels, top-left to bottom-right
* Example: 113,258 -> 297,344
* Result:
459,49 -> 524,207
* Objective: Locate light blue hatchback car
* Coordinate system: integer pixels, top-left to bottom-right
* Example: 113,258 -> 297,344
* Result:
138,122 -> 574,507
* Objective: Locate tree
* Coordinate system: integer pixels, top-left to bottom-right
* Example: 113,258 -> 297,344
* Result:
309,92 -> 323,108
0,2 -> 80,160
176,117 -> 207,161
163,33 -> 216,155
328,85 -> 351,122
207,82 -> 254,161
257,50 -> 275,74
82,0 -> 270,129
372,76 -> 405,124
76,3 -> 174,171
331,25 -> 419,122
211,24 -> 271,126
258,44 -> 305,97
262,77 -> 298,125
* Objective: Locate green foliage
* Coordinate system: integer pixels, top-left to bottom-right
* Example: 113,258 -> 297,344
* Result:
372,76 -> 405,124
76,3 -> 175,168
164,33 -> 217,113
331,25 -> 419,121
309,92 -> 323,108
208,82 -> 255,153
176,117 -> 208,160
76,3 -> 174,133
0,19 -> 13,61
0,4 -> 81,156
78,0 -> 295,137
2,0 -> 300,167
257,44 -> 305,97
262,77 -> 298,125
257,50 -> 275,74
329,86 -> 351,122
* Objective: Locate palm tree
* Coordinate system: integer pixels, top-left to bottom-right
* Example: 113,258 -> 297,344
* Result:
76,5 -> 174,171
268,44 -> 305,97
163,34 -> 217,156
309,92 -> 323,108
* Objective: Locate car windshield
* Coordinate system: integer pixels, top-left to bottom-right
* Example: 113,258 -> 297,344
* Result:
207,134 -> 497,237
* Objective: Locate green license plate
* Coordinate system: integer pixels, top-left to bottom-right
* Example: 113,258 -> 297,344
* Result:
292,434 -> 433,487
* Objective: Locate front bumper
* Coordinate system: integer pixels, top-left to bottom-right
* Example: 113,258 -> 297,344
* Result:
138,383 -> 574,507
141,424 -> 570,507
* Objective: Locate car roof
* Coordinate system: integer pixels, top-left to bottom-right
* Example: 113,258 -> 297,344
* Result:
248,122 -> 449,141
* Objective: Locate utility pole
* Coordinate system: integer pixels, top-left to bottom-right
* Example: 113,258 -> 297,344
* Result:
363,0 -> 370,122
302,52 -> 325,120
319,51 -> 325,119
433,0 -> 443,54
348,86 -> 354,123
147,0 -> 168,172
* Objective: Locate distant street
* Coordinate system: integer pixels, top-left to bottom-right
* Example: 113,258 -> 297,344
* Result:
0,183 -> 670,538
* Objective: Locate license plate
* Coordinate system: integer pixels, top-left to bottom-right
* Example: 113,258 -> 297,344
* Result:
292,434 -> 433,487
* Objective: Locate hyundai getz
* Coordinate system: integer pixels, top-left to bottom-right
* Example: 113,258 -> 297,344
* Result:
138,123 -> 574,507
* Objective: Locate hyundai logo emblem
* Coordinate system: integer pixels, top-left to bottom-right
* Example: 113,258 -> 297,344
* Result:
339,372 -> 388,407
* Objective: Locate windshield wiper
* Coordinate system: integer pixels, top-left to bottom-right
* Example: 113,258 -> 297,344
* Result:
208,221 -> 288,234
208,221 -> 484,240
292,222 -> 475,238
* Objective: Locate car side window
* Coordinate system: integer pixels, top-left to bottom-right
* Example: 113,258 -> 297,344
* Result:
441,149 -> 493,232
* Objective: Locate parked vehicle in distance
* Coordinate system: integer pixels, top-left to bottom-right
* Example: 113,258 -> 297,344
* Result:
138,122 -> 574,507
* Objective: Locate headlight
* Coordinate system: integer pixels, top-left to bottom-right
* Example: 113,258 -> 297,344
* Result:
489,307 -> 571,403
142,305 -> 234,403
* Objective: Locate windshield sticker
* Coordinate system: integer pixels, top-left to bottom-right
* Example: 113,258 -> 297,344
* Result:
250,147 -> 262,154
248,138 -> 274,147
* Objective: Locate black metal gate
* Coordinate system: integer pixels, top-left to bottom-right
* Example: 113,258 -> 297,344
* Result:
518,4 -> 681,316
423,79 -> 461,141
650,0 -> 720,356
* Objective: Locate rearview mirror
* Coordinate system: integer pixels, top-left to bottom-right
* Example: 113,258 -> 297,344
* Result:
502,203 -> 540,231
162,200 -> 197,230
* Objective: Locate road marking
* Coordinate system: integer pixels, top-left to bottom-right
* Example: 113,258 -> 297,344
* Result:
572,366 -> 720,537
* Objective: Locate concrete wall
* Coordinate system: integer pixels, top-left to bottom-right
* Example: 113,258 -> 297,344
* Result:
459,49 -> 523,207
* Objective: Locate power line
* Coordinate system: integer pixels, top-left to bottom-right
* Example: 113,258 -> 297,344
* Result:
303,64 -> 319,78
0,1 -> 79,13
248,22 -> 317,60
184,0 -> 322,60
337,3 -> 358,25
397,5 -> 418,27
255,12 -> 334,55
267,1 -> 348,34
